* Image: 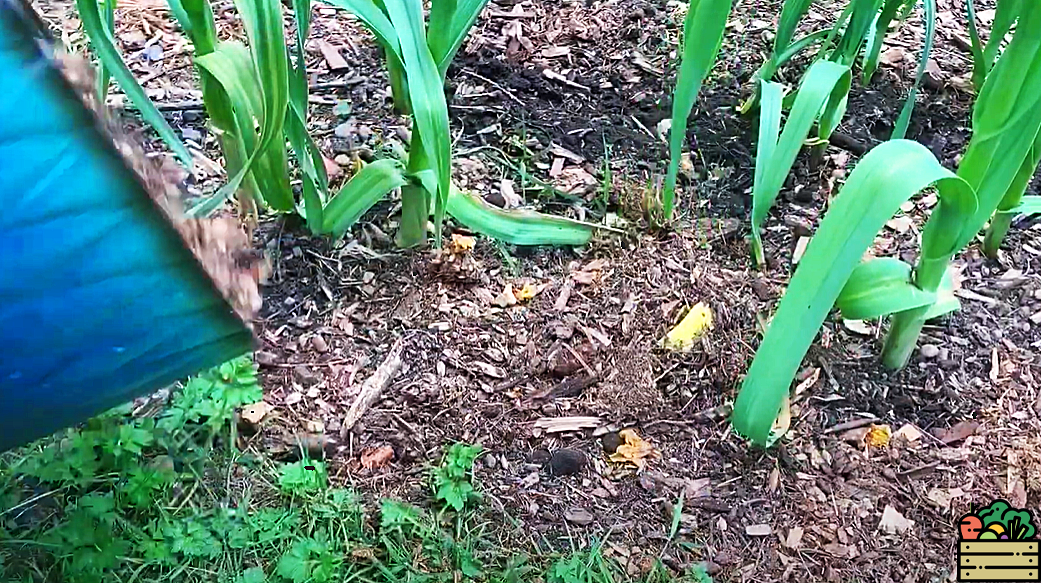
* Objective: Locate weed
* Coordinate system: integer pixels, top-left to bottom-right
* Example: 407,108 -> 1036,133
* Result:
278,460 -> 328,496
431,442 -> 483,512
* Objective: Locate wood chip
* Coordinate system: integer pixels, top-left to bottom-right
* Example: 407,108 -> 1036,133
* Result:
745,524 -> 772,536
534,416 -> 601,433
785,526 -> 804,549
316,40 -> 349,71
543,69 -> 588,91
792,236 -> 811,265
940,420 -> 979,444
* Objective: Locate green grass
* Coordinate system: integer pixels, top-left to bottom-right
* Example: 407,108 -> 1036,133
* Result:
0,360 -> 711,583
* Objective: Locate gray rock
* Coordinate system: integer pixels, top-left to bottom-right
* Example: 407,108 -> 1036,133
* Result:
564,508 -> 594,526
920,344 -> 940,359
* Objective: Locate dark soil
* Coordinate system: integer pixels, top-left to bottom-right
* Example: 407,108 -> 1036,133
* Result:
40,0 -> 1041,580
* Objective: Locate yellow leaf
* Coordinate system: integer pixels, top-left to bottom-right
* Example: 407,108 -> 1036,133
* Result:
449,233 -> 476,254
865,424 -> 891,448
515,283 -> 541,301
660,302 -> 714,352
607,428 -> 660,471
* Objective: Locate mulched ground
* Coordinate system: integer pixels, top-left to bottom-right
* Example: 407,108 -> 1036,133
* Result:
37,0 -> 1041,580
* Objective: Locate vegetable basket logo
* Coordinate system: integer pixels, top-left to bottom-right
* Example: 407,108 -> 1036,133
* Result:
958,499 -> 1039,581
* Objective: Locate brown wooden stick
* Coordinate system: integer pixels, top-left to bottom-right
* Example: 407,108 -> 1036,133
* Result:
339,339 -> 405,438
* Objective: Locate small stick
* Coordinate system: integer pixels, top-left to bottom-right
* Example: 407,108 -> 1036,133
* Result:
823,415 -> 878,435
339,339 -> 405,438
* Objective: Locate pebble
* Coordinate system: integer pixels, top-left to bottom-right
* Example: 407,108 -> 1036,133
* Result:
255,350 -> 278,367
564,508 -> 594,526
600,432 -> 623,454
311,335 -> 329,353
180,127 -> 202,143
548,449 -> 586,476
529,449 -> 552,465
293,365 -> 321,387
919,344 -> 940,359
334,122 -> 353,139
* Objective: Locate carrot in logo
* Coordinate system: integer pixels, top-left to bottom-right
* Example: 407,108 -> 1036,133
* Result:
958,499 -> 1039,581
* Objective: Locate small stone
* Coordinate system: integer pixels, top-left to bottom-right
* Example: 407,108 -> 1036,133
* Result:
549,320 -> 574,340
529,449 -> 552,465
639,474 -> 659,492
920,344 -> 940,359
311,335 -> 329,353
334,122 -> 353,139
255,350 -> 278,367
564,508 -> 594,526
293,365 -> 321,387
548,449 -> 586,476
144,44 -> 164,61
600,432 -> 623,454
783,215 -> 813,237
180,127 -> 202,143
334,154 -> 352,165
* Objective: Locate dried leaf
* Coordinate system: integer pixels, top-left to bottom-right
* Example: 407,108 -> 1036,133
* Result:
241,401 -> 274,425
449,233 -> 476,254
572,259 -> 608,285
893,424 -> 923,443
940,420 -> 979,444
885,216 -> 915,233
843,319 -> 873,335
494,283 -> 519,307
878,505 -> 914,535
785,526 -> 804,549
879,46 -> 907,67
472,361 -> 506,379
865,424 -> 892,447
608,428 -> 660,471
515,283 -> 545,301
660,303 -> 714,352
360,445 -> 394,470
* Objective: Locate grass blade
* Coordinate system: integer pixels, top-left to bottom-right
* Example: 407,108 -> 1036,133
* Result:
661,0 -> 733,221
891,0 -> 934,139
983,127 -> 1041,255
189,0 -> 294,215
74,0 -> 191,166
733,140 -> 974,445
1009,195 -> 1041,216
966,0 -> 988,90
322,159 -> 409,237
446,188 -> 606,246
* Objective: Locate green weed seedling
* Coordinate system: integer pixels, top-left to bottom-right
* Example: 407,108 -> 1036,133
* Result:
432,442 -> 483,512
279,460 -> 329,497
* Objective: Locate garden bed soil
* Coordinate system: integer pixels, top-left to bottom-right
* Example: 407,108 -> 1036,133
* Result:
36,0 -> 1041,580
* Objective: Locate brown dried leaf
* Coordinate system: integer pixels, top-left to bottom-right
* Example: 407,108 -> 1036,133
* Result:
608,428 -> 660,471
360,445 -> 394,470
241,401 -> 274,425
